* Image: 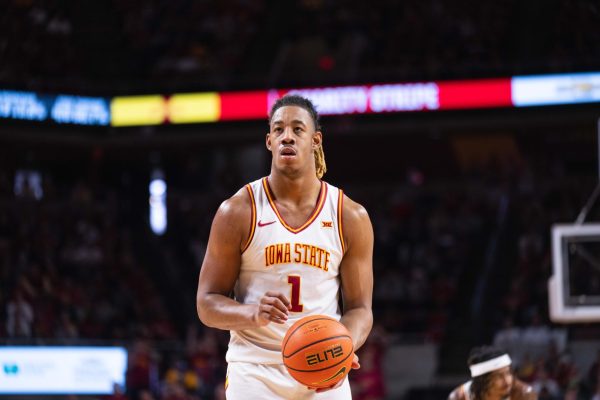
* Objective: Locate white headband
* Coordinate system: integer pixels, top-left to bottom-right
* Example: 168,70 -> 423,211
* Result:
469,354 -> 512,377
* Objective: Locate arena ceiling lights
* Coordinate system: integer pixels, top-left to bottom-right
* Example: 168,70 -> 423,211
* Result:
1,72 -> 599,127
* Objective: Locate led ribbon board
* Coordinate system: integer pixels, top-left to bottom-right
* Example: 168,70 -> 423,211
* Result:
2,72 -> 600,126
0,91 -> 110,125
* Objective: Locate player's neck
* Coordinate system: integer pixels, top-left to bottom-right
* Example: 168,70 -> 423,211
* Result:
267,172 -> 321,205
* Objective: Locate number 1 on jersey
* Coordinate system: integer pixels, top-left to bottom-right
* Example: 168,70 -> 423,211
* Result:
287,275 -> 304,312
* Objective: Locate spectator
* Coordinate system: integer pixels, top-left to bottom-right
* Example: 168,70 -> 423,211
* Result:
5,290 -> 34,338
531,368 -> 561,399
493,317 -> 522,364
521,314 -> 554,360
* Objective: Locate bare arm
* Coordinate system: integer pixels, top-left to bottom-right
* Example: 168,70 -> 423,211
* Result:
196,188 -> 291,331
339,195 -> 374,351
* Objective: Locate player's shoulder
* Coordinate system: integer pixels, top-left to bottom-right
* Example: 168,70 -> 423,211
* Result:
214,185 -> 253,225
339,190 -> 370,224
335,188 -> 373,249
447,383 -> 468,400
513,379 -> 537,399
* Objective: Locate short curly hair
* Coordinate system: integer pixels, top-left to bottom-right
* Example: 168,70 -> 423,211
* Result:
269,94 -> 321,131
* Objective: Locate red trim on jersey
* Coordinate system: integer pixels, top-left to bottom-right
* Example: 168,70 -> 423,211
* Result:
262,177 -> 327,234
241,184 -> 256,253
337,189 -> 346,254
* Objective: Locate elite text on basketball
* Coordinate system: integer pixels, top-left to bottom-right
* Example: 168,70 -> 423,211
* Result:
305,345 -> 344,365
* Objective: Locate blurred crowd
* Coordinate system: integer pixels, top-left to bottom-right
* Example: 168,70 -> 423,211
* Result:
0,172 -> 176,342
369,180 -> 495,342
2,0 -> 600,93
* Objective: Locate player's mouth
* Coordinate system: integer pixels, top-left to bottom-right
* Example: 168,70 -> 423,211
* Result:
280,146 -> 297,159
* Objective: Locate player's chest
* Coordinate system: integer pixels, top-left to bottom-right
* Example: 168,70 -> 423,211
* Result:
245,227 -> 343,275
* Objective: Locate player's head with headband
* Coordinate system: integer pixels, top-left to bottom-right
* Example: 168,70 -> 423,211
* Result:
468,346 -> 514,400
268,94 -> 326,179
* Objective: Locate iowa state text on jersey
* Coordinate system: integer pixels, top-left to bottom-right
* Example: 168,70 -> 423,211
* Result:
264,242 -> 331,271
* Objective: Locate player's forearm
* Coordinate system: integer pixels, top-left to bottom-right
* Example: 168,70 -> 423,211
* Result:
197,293 -> 259,331
340,307 -> 373,351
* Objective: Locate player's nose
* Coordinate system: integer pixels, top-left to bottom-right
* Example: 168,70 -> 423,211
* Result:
281,127 -> 295,143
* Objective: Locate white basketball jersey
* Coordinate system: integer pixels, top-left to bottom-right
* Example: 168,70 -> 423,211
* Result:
226,177 -> 346,364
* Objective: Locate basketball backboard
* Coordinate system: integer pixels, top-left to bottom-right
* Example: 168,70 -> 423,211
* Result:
549,223 -> 600,323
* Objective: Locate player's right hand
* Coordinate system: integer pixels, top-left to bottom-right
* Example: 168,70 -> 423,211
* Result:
309,353 -> 360,392
253,291 -> 292,326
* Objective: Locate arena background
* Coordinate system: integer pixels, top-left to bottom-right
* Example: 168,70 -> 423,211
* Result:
1,1 -> 600,399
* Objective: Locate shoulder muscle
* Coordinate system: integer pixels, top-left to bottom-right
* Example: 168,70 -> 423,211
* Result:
341,194 -> 373,252
211,187 -> 253,251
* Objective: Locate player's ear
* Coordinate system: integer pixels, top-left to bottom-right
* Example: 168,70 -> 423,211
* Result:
312,131 -> 322,150
266,132 -> 272,151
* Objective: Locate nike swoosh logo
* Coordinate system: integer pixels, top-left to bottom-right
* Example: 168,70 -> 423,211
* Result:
314,366 -> 347,385
257,220 -> 276,227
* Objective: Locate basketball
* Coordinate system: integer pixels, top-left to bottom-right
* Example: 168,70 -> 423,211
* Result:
282,315 -> 354,388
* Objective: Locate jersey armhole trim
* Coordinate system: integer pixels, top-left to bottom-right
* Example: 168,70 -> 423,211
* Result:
241,184 -> 256,253
337,189 -> 346,254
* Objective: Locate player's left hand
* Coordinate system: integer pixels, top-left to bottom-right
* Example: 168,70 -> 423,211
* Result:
308,353 -> 360,393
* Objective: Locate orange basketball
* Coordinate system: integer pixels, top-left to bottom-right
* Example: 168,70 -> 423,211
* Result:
282,315 -> 354,388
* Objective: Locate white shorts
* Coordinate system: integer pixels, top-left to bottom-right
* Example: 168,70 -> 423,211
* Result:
225,361 -> 352,400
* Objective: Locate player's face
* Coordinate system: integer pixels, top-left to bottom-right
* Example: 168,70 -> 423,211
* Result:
267,106 -> 321,176
486,366 -> 513,399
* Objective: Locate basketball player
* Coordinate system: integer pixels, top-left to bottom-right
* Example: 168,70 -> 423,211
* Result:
196,94 -> 374,399
448,346 -> 537,400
